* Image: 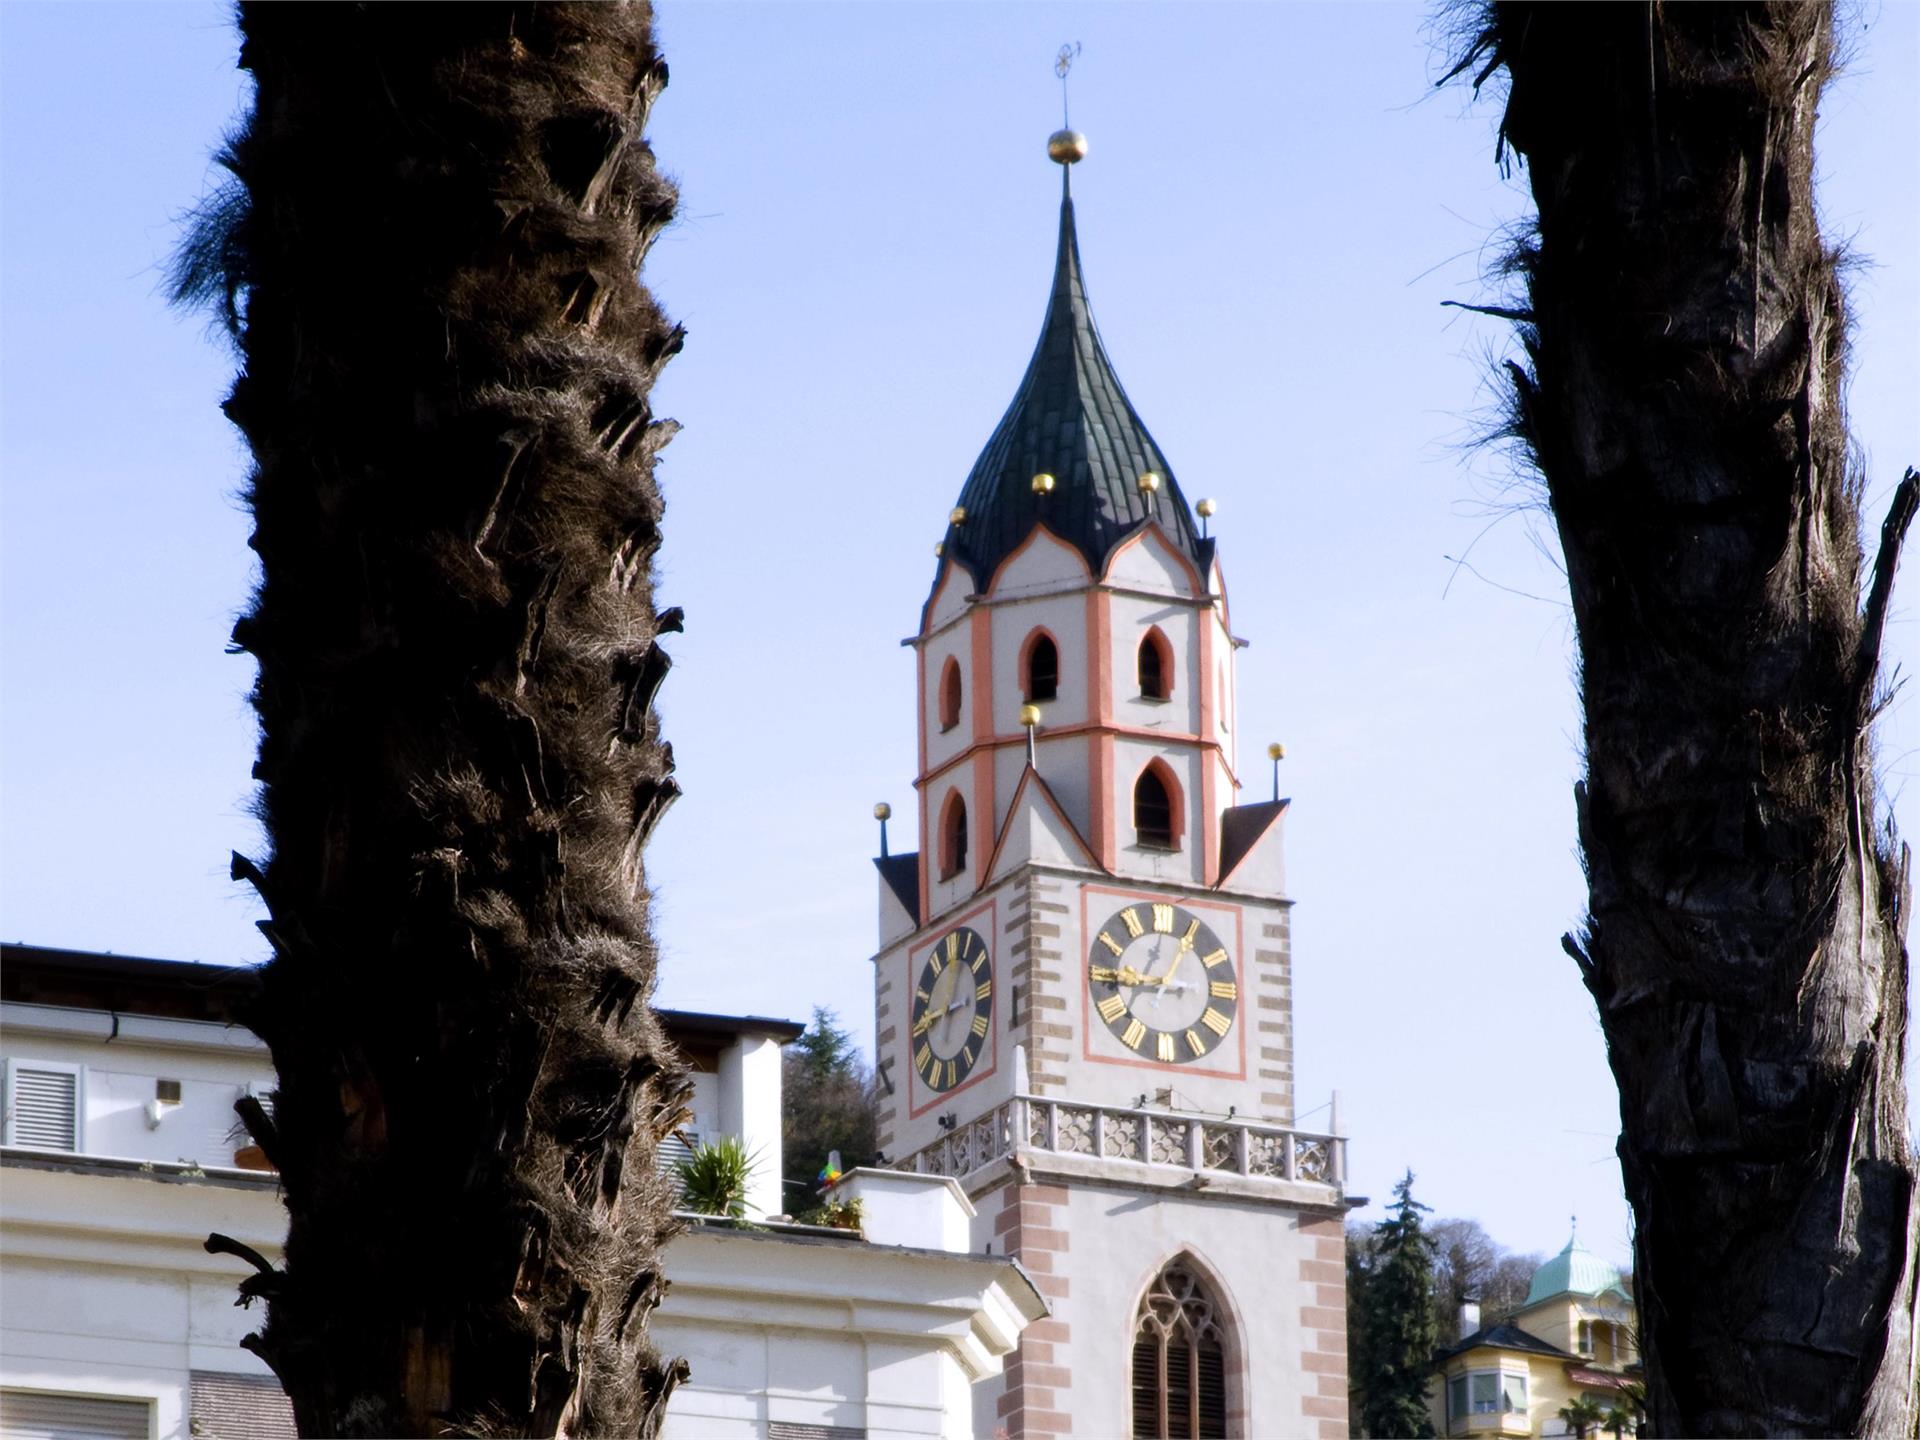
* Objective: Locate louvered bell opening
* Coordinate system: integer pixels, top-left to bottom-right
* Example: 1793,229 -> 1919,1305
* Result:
8,1068 -> 77,1151
1131,1336 -> 1161,1440
1165,1339 -> 1195,1440
1196,1340 -> 1227,1439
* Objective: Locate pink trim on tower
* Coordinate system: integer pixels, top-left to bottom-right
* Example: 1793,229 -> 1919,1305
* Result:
1197,612 -> 1217,884
970,606 -> 995,888
1089,587 -> 1115,869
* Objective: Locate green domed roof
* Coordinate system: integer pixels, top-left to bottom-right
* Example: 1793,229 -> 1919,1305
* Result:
1524,1231 -> 1624,1306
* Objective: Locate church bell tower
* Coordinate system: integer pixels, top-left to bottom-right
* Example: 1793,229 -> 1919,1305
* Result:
870,121 -> 1351,1440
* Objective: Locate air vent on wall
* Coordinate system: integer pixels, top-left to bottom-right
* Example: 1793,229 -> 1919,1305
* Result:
6,1065 -> 79,1151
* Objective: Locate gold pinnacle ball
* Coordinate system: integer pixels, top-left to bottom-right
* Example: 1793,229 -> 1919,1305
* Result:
1197,497 -> 1217,518
1031,472 -> 1056,496
950,505 -> 967,526
934,541 -> 944,557
1137,471 -> 1162,496
1019,703 -> 1043,729
874,802 -> 892,821
1047,129 -> 1088,165
1267,742 -> 1286,761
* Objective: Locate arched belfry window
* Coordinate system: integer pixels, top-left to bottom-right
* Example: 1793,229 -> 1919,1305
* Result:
1134,766 -> 1176,850
938,657 -> 962,732
1025,632 -> 1059,702
940,792 -> 969,880
1132,1260 -> 1229,1440
1138,629 -> 1173,700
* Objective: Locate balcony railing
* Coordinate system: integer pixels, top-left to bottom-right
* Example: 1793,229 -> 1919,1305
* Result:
894,1094 -> 1344,1190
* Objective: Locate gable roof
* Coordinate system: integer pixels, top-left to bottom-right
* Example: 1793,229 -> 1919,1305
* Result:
874,852 -> 921,927
943,171 -> 1211,590
1217,800 -> 1288,887
982,764 -> 1104,884
1435,1321 -> 1577,1364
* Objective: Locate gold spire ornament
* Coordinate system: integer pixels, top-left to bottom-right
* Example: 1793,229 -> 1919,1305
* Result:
950,505 -> 968,526
1137,471 -> 1162,496
1031,472 -> 1056,496
1048,130 -> 1088,165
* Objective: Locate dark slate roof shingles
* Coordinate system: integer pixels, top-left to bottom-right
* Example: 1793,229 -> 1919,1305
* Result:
945,174 -> 1211,589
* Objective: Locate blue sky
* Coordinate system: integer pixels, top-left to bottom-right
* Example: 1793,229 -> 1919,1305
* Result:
3,3 -> 1915,1265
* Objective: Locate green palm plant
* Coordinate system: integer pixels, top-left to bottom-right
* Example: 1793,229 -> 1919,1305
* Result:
673,1137 -> 760,1220
174,4 -> 688,1434
1557,1395 -> 1606,1440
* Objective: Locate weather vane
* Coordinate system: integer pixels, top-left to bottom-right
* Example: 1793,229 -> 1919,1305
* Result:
1055,42 -> 1081,128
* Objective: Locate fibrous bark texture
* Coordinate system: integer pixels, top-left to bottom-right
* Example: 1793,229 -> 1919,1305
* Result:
179,5 -> 689,1433
1451,4 -> 1919,1433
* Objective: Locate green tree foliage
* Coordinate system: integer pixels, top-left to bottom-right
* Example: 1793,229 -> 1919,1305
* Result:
782,1007 -> 880,1209
1358,1171 -> 1439,1439
1557,1394 -> 1608,1440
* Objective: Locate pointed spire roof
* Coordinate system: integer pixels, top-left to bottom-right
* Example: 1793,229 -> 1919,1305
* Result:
944,165 -> 1211,588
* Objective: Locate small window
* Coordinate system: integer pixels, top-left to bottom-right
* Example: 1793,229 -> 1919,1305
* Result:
1134,768 -> 1175,850
1449,1375 -> 1468,1430
1578,1319 -> 1593,1354
940,793 -> 969,880
938,657 -> 962,732
1138,630 -> 1173,700
1025,633 -> 1059,702
156,1078 -> 182,1104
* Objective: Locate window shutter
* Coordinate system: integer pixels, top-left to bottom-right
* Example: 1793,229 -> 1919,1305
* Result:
0,1390 -> 150,1440
7,1067 -> 78,1151
658,1130 -> 698,1193
1196,1343 -> 1226,1439
1131,1336 -> 1161,1440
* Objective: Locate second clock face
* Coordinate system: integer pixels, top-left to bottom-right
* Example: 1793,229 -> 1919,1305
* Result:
910,925 -> 993,1093
1088,901 -> 1238,1064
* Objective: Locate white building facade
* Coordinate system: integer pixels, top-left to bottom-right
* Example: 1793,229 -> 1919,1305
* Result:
0,944 -> 1041,1440
871,133 -> 1351,1440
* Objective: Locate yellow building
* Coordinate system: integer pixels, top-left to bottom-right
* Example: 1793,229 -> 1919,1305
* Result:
1427,1232 -> 1641,1438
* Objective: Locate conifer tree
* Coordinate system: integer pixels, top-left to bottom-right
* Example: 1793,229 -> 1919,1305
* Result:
1360,1171 -> 1439,1439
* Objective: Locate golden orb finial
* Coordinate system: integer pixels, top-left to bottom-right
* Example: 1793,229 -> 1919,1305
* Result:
1048,129 -> 1088,165
1019,703 -> 1043,729
933,541 -> 944,557
874,801 -> 892,822
949,505 -> 967,526
1031,472 -> 1056,496
1197,497 -> 1217,519
1137,471 -> 1162,496
1267,742 -> 1286,762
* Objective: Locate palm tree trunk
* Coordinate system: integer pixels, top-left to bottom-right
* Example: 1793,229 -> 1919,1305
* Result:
1450,4 -> 1920,1433
177,4 -> 688,1433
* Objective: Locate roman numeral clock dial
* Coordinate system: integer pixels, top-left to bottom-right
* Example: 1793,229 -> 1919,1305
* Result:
1088,902 -> 1238,1063
909,925 -> 993,1093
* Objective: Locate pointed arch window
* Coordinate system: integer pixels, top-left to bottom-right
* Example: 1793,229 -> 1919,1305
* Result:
938,657 -> 963,732
939,792 -> 969,880
1134,766 -> 1176,850
1138,629 -> 1174,700
1025,632 -> 1059,702
1132,1260 -> 1229,1440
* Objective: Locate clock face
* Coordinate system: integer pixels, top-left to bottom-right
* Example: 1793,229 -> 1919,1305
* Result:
909,925 -> 994,1093
1088,901 -> 1238,1064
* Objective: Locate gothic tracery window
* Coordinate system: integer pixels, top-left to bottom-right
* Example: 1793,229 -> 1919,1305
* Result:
1132,1260 -> 1229,1440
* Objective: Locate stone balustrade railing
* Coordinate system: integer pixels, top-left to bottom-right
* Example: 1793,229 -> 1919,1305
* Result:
896,1094 -> 1344,1191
